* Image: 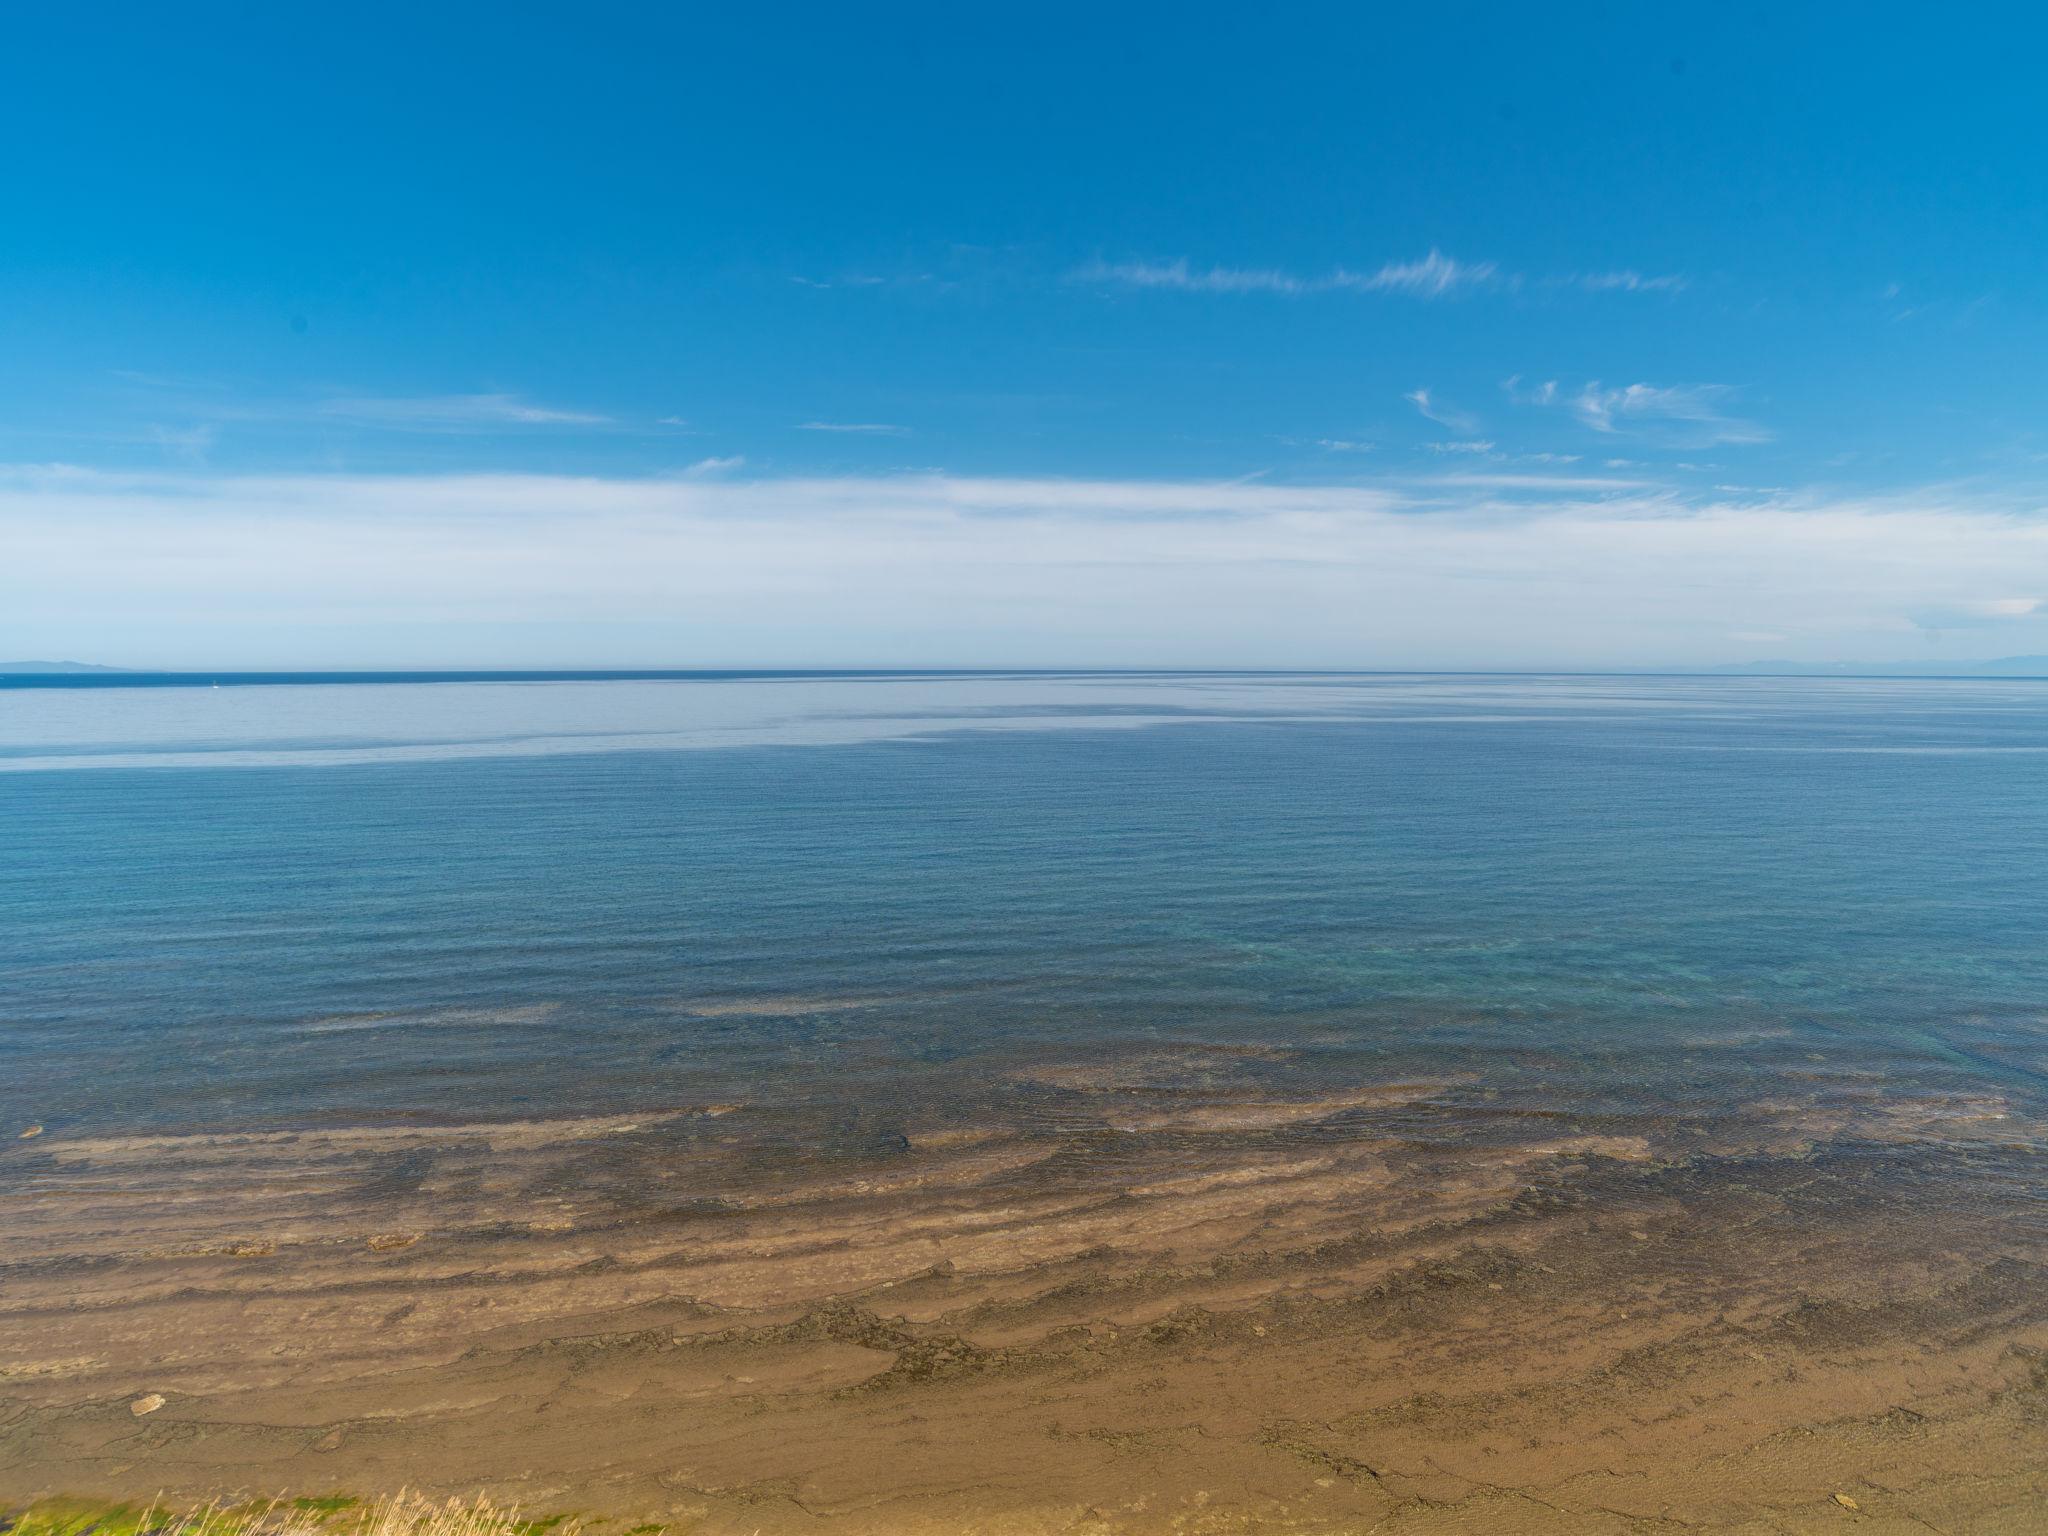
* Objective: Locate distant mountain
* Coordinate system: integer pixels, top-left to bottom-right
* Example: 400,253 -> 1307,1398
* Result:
1710,656 -> 2048,678
0,660 -> 130,674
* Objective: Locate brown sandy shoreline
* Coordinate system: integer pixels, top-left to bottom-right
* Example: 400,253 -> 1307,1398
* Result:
3,1062 -> 2045,1534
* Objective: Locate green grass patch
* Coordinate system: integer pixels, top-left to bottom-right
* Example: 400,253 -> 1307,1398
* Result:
5,1497 -> 169,1536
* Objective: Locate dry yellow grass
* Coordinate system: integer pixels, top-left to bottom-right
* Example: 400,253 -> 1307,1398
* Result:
6,1491 -> 586,1536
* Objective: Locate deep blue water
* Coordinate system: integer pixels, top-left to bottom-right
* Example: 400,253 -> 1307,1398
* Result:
4,673 -> 2046,1157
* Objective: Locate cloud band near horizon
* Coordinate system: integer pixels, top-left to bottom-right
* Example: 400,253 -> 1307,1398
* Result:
3,466 -> 2045,670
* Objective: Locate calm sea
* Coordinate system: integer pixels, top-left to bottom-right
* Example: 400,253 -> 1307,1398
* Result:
5,672 -> 2046,1169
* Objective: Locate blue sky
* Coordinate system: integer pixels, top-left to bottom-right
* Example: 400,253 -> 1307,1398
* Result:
5,4 -> 2048,668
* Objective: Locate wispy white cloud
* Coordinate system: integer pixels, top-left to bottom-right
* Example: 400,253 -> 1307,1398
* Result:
682,456 -> 746,477
1071,258 -> 1307,294
1418,471 -> 1648,490
148,423 -> 216,464
8,467 -> 2045,669
1910,595 -> 2043,630
1330,250 -> 1499,297
1076,250 -> 1496,299
796,421 -> 911,436
1512,376 -> 1767,448
1405,388 -> 1479,433
112,369 -> 231,392
318,393 -> 609,428
1424,439 -> 1497,455
1568,382 -> 1770,445
1564,270 -> 1688,294
791,273 -> 894,290
1074,251 -> 1688,301
1502,376 -> 1561,406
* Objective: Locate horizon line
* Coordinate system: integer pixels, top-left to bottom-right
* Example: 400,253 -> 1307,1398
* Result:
9,663 -> 2048,690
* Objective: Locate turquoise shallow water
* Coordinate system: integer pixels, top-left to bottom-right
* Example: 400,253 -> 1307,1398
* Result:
4,673 -> 2046,1175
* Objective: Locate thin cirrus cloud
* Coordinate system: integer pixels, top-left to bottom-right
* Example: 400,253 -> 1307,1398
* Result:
6,467 -> 2047,670
317,393 -> 610,428
1506,377 -> 1770,447
1405,388 -> 1480,434
1909,596 -> 2044,630
790,274 -> 895,289
1562,271 -> 1689,294
682,456 -> 747,477
147,423 -> 217,463
1072,258 -> 1309,294
1075,252 -> 1686,300
1567,383 -> 1771,446
1075,250 -> 1499,298
796,421 -> 911,436
1335,250 -> 1500,296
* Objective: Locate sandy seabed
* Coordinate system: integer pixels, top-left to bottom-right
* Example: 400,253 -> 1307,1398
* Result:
2,1048 -> 2045,1535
